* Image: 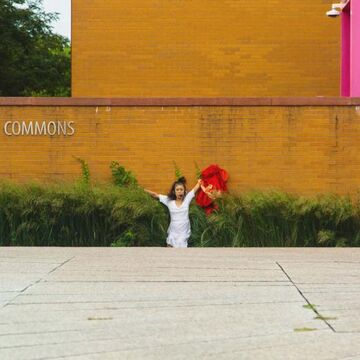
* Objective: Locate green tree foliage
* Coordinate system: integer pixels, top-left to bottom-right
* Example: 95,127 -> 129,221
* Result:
0,0 -> 70,96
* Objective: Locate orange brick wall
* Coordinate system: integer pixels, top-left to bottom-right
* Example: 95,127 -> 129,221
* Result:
72,0 -> 340,97
1,103 -> 360,196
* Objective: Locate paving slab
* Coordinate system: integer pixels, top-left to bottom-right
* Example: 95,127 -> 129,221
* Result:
0,247 -> 359,359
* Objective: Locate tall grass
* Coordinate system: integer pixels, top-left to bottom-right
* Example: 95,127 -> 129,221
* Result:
0,181 -> 167,247
192,191 -> 360,247
0,181 -> 359,247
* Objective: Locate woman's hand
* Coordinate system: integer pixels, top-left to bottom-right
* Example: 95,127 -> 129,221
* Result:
192,179 -> 203,193
201,183 -> 221,200
144,189 -> 159,199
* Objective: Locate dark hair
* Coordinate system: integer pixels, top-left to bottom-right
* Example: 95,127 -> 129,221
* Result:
167,177 -> 187,200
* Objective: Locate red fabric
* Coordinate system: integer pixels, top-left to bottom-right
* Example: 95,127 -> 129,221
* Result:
196,164 -> 228,214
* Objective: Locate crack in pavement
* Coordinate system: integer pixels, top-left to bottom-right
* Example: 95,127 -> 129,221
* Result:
0,328 -> 327,353
40,280 -> 290,283
276,262 -> 336,333
4,300 -> 304,311
0,329 -> 85,337
1,257 -> 75,309
23,329 -> 332,360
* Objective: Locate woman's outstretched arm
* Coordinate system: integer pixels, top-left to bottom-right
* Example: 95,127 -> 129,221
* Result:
191,179 -> 202,193
144,189 -> 159,199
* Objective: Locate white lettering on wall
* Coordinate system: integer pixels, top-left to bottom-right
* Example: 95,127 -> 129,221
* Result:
35,121 -> 47,135
47,121 -> 57,136
4,121 -> 11,135
67,121 -> 75,136
22,121 -> 33,135
12,122 -> 21,136
2,121 -> 76,136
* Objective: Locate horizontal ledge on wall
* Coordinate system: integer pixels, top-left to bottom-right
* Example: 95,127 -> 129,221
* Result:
1,97 -> 360,107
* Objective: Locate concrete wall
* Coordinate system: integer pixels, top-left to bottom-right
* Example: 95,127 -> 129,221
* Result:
1,98 -> 360,196
72,0 -> 340,97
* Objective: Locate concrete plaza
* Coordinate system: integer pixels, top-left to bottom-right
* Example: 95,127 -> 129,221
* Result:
0,247 -> 360,359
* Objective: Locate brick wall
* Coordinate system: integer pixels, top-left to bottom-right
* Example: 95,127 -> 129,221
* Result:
72,0 -> 340,97
1,98 -> 360,196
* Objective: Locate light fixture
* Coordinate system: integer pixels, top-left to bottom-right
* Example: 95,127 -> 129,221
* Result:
326,3 -> 345,17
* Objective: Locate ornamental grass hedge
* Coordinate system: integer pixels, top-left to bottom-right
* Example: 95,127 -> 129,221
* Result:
0,180 -> 359,247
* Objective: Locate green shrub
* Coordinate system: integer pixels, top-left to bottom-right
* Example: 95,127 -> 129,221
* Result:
110,161 -> 138,187
0,181 -> 359,247
73,157 -> 91,186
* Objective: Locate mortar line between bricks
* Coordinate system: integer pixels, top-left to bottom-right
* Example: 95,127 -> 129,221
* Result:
276,261 -> 336,333
1,257 -> 75,309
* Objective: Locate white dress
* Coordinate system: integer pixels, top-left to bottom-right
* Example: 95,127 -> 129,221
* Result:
159,190 -> 195,248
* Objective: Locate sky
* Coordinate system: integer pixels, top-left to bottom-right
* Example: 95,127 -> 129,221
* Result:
42,0 -> 71,40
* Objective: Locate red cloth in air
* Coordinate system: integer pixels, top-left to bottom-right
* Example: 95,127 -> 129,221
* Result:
196,164 -> 228,214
